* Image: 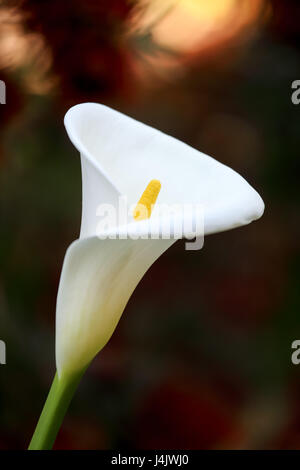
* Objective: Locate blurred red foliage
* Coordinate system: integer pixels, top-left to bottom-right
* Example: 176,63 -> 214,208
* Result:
53,417 -> 108,450
20,0 -> 137,106
132,376 -> 244,449
269,0 -> 300,42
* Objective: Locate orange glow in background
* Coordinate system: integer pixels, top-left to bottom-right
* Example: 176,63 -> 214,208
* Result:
130,0 -> 270,82
0,1 -> 270,94
149,0 -> 267,54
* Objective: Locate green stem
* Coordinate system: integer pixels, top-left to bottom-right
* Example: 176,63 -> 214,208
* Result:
28,370 -> 84,450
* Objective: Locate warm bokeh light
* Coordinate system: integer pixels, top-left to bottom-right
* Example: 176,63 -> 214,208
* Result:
0,1 -> 270,95
136,0 -> 268,55
0,7 -> 55,94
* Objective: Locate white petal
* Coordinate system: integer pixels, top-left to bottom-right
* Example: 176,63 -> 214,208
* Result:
64,102 -> 264,237
56,236 -> 174,378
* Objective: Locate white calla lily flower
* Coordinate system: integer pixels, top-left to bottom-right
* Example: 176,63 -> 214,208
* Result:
56,102 -> 264,379
29,102 -> 264,451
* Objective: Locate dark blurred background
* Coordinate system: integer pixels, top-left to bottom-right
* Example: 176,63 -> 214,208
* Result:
0,0 -> 300,450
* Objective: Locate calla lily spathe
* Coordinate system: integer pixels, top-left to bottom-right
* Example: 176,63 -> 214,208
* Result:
56,103 -> 264,379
